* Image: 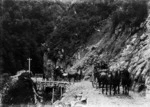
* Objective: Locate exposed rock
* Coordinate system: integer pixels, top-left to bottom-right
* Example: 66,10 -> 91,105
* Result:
65,1 -> 150,84
140,34 -> 148,41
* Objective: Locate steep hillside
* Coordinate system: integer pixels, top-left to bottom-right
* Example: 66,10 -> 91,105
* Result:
71,0 -> 149,80
1,0 -> 148,77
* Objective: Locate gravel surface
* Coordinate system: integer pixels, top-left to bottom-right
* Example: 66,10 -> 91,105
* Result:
61,81 -> 150,107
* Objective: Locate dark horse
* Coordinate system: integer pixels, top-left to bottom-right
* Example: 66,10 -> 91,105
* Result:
94,61 -> 114,95
67,71 -> 82,82
98,71 -> 113,95
76,66 -> 83,81
111,70 -> 121,95
120,69 -> 132,95
54,67 -> 64,81
67,73 -> 78,82
66,67 -> 83,82
97,69 -> 121,95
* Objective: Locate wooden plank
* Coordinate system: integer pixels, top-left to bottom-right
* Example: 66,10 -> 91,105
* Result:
35,73 -> 43,77
32,76 -> 71,85
40,81 -> 71,84
35,80 -> 72,90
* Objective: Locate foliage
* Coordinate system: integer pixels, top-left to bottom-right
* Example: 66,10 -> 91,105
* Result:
111,0 -> 148,32
0,0 -> 148,75
1,72 -> 36,105
46,2 -> 117,62
1,0 -> 65,74
0,73 -> 10,91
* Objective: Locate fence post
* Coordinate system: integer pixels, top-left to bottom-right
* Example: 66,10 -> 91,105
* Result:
52,87 -> 55,104
60,86 -> 62,97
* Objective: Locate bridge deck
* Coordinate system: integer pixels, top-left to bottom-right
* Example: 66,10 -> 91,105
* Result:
39,81 -> 71,84
32,77 -> 72,89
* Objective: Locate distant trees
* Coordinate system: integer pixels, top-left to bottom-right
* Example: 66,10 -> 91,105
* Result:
1,0 -> 65,74
47,2 -> 117,63
0,0 -> 148,75
111,0 -> 148,33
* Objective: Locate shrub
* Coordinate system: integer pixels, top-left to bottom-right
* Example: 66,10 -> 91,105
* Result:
111,0 -> 148,33
1,72 -> 36,106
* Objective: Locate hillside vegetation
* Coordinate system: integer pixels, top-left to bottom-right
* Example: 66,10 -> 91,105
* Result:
0,0 -> 148,76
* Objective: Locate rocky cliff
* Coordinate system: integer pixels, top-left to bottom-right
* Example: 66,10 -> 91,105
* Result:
71,1 -> 150,80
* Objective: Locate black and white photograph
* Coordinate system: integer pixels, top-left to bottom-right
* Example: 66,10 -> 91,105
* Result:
0,0 -> 150,107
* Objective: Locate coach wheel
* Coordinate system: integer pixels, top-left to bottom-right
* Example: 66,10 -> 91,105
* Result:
92,78 -> 99,88
92,78 -> 96,88
95,78 -> 99,89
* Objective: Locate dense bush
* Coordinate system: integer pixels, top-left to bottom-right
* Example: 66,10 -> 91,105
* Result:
1,72 -> 36,106
0,73 -> 10,91
0,0 -> 148,75
46,2 -> 117,62
111,0 -> 148,33
1,0 -> 66,74
1,0 -> 115,74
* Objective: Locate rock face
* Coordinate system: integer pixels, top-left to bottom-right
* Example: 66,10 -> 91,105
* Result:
71,8 -> 150,80
113,14 -> 150,78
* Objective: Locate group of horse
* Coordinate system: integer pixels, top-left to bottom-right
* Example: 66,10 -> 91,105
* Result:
93,63 -> 133,95
53,66 -> 83,82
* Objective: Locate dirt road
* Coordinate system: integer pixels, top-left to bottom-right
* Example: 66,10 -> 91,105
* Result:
61,81 -> 150,107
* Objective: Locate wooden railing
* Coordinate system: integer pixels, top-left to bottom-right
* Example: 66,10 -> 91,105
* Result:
34,79 -> 72,103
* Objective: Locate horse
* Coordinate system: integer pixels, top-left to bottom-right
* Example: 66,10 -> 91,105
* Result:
62,72 -> 81,82
120,69 -> 132,95
111,70 -> 121,95
100,61 -> 109,69
96,68 -> 122,95
76,66 -> 83,81
54,67 -> 64,81
61,67 -> 83,82
97,71 -> 113,95
67,72 -> 79,82
93,62 -> 112,94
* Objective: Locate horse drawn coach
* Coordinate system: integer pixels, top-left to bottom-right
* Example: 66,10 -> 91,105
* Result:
91,60 -> 133,95
91,61 -> 109,88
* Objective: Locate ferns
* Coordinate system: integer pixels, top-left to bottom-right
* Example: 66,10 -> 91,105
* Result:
111,0 -> 148,32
